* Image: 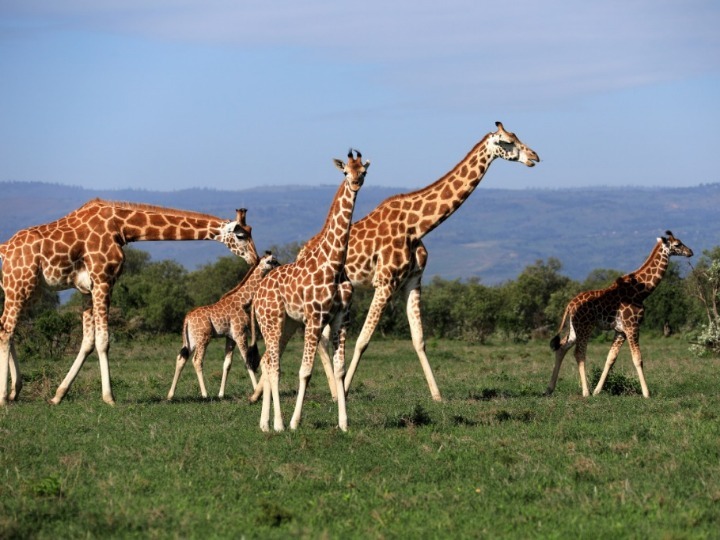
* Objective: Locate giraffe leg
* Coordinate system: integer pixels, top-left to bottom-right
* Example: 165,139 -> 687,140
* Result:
344,283 -> 393,394
316,325 -> 339,401
627,331 -> 650,398
167,345 -> 191,401
404,279 -> 442,401
219,337 -> 235,398
7,342 -> 21,401
0,334 -> 10,406
0,280 -> 34,405
191,341 -> 209,399
290,323 -> 322,430
234,329 -> 258,392
258,316 -> 290,431
574,340 -> 591,397
593,333 -> 625,396
51,308 -> 96,405
249,322 -> 296,403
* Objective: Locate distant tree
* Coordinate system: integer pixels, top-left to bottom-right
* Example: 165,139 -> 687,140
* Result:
643,260 -> 696,333
687,247 -> 720,356
113,259 -> 192,333
497,258 -> 572,339
186,255 -> 251,307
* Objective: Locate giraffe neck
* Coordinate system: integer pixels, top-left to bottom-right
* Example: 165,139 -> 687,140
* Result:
219,260 -> 265,301
104,201 -> 229,243
307,180 -> 357,271
627,241 -> 670,297
397,134 -> 496,239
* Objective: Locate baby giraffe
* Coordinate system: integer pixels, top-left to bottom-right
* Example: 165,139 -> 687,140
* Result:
252,149 -> 369,432
167,251 -> 280,400
547,231 -> 693,398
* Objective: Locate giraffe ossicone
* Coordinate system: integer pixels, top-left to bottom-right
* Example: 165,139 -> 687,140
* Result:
546,231 -> 693,398
0,199 -> 258,406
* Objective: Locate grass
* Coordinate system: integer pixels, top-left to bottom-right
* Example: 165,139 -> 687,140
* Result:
1,334 -> 719,538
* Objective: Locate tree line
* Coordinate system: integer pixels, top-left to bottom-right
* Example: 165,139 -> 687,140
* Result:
3,243 -> 720,360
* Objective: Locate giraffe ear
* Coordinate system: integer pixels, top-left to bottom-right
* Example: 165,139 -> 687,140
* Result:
363,159 -> 371,170
333,158 -> 345,171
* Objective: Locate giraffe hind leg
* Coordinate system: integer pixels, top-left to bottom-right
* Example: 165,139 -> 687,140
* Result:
546,334 -> 574,395
593,333 -> 625,396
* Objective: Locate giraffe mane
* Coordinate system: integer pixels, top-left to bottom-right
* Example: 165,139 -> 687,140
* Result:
83,198 -> 228,222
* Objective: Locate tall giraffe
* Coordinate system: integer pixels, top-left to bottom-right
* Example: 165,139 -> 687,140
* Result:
546,231 -> 693,398
252,149 -> 368,432
0,200 -> 258,405
307,122 -> 539,401
167,251 -> 279,400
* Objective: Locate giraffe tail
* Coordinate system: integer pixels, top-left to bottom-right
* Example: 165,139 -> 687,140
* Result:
549,306 -> 571,351
246,300 -> 260,372
179,318 -> 191,359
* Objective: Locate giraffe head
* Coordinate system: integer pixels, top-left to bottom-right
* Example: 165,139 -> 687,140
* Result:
489,121 -> 540,167
660,230 -> 693,258
258,250 -> 281,275
218,208 -> 259,265
333,148 -> 370,192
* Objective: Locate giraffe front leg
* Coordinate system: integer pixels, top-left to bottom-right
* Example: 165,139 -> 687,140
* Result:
593,333 -> 625,396
0,335 -> 10,406
218,337 -> 235,398
8,342 -> 21,401
51,308 -> 96,405
332,310 -> 350,432
627,332 -> 650,398
290,324 -> 321,431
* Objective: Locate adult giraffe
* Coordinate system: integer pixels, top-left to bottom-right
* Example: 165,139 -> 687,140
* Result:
546,231 -> 693,398
310,122 -> 539,401
0,200 -> 258,405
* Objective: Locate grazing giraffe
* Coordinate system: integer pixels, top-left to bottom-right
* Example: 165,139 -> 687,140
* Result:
252,149 -> 369,432
167,251 -> 280,400
304,122 -> 539,402
0,200 -> 258,405
546,231 -> 693,398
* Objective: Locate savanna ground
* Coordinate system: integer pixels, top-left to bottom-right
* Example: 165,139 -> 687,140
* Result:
1,334 -> 719,538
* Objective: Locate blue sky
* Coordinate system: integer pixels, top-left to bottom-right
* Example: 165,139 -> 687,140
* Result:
1,1 -> 719,192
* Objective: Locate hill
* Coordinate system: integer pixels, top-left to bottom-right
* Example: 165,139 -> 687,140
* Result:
1,181 -> 718,284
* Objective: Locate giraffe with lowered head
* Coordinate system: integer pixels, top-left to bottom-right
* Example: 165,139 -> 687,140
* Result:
252,149 -> 369,432
546,231 -> 693,398
304,122 -> 539,402
167,251 -> 280,400
0,200 -> 258,405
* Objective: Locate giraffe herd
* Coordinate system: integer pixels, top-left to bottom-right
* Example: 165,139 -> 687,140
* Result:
0,122 -> 695,432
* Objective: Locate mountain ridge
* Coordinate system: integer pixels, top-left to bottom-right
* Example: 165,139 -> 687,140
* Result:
1,181 -> 718,284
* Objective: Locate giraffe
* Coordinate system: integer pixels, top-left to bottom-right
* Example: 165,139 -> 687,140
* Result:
252,149 -> 369,432
167,251 -> 280,400
546,231 -> 693,398
0,199 -> 258,406
303,122 -> 539,402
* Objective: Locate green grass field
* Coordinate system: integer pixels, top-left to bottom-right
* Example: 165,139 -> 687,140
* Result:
1,335 -> 719,538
